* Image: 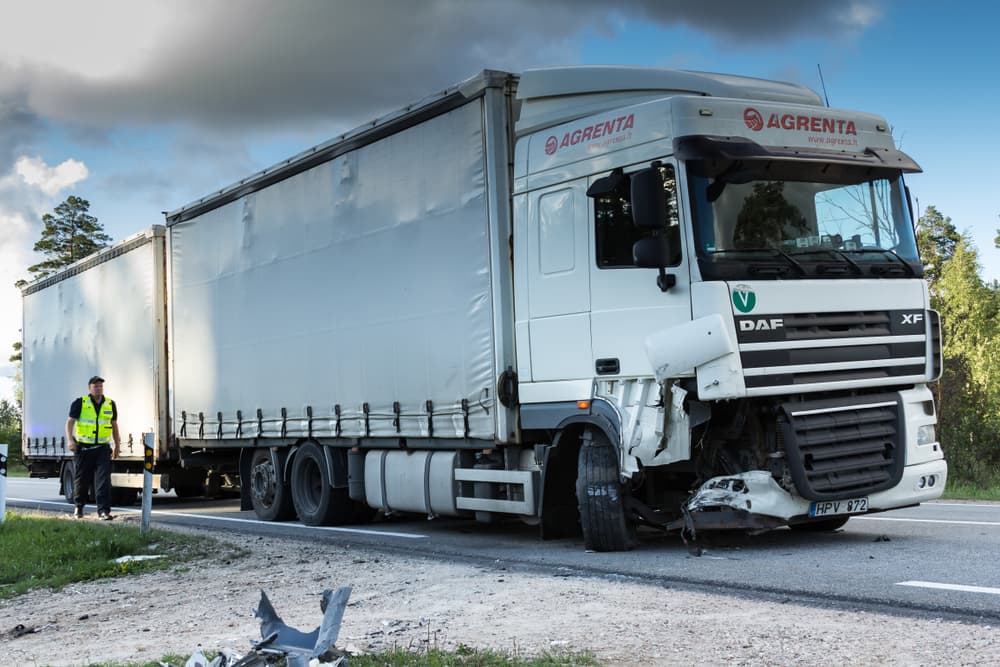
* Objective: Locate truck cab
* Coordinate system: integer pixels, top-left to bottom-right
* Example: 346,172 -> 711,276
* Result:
511,67 -> 946,549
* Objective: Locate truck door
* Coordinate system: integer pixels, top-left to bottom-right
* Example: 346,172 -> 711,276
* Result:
524,181 -> 593,381
588,162 -> 691,377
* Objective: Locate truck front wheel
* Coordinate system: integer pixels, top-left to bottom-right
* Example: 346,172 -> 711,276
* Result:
576,430 -> 636,551
249,449 -> 295,521
290,442 -> 354,526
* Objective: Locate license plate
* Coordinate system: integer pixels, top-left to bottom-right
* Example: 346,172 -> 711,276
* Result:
809,497 -> 869,517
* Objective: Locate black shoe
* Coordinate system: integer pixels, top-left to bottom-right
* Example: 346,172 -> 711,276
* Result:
74,507 -> 84,519
98,511 -> 114,521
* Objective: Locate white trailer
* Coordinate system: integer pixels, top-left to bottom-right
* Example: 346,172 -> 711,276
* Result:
23,67 -> 947,550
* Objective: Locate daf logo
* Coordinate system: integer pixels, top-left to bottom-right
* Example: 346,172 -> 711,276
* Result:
740,318 -> 784,331
901,312 -> 924,325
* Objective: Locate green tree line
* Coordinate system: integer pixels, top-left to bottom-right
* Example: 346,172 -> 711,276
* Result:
917,206 -> 1000,488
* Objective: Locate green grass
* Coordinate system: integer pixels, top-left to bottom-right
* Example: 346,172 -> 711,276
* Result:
349,647 -> 599,666
88,647 -> 599,667
942,479 -> 1000,501
0,512 -> 236,599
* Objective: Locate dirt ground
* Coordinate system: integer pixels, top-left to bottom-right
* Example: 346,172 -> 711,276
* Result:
0,512 -> 996,666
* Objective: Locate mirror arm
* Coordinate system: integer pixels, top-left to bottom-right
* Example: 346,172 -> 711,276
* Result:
656,269 -> 676,292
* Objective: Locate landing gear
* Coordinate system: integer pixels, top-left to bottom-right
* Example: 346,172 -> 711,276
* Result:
576,430 -> 636,552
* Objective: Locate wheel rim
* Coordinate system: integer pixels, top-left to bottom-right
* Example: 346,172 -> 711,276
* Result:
251,459 -> 277,508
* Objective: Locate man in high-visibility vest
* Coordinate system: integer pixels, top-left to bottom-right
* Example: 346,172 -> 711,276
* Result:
65,375 -> 121,520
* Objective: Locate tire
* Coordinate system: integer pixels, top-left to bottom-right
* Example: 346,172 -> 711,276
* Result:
111,487 -> 138,506
61,462 -> 76,504
790,516 -> 850,532
290,442 -> 353,526
576,431 -> 636,552
249,449 -> 296,521
173,484 -> 203,499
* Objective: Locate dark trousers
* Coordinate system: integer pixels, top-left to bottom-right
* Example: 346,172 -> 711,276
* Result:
73,445 -> 112,513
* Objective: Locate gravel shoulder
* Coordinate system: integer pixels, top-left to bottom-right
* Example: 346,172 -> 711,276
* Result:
1,512 -> 996,666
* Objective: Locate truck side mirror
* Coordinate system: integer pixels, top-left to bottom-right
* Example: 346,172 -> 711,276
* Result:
633,237 -> 677,292
631,167 -> 668,229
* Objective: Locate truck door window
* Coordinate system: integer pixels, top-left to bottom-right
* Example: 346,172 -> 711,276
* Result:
595,164 -> 680,268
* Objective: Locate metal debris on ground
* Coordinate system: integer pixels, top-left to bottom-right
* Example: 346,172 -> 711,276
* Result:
180,587 -> 352,667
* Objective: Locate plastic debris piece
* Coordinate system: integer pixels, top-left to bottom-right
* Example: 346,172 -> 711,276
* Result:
114,554 -> 165,564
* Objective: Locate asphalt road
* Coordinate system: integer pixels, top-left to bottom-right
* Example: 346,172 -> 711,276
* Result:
5,477 -> 999,623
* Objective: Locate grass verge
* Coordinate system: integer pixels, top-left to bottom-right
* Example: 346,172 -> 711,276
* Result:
942,479 -> 1000,501
85,646 -> 599,667
0,511 -> 236,600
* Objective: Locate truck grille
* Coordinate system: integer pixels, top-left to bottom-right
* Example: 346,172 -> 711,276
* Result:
778,394 -> 904,500
736,310 -> 927,394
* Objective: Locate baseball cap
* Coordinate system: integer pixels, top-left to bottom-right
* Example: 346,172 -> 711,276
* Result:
88,375 -> 105,385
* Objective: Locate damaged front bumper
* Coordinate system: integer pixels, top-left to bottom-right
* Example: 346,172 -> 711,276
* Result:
671,459 -> 948,532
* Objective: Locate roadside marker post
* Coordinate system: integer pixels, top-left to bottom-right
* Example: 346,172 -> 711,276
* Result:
141,433 -> 153,534
0,445 -> 7,523
0,444 -> 7,523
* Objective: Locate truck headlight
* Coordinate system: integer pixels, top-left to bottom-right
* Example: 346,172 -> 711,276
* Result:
917,424 -> 937,446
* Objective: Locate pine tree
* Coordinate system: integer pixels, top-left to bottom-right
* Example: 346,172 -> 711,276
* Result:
915,205 -> 960,289
26,196 -> 111,279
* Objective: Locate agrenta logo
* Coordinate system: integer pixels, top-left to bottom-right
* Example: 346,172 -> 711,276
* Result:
744,107 -> 857,135
546,113 -> 635,155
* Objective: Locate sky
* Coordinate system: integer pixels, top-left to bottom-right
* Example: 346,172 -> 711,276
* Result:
1,0 -> 998,402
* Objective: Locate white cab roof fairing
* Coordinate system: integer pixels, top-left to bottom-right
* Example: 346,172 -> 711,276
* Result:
515,66 -> 823,136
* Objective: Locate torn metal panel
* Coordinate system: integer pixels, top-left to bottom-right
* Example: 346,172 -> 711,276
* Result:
253,587 -> 352,663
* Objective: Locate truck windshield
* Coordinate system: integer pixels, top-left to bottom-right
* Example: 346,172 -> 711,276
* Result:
687,166 -> 921,280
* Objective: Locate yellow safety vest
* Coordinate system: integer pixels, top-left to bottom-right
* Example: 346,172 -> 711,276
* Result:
75,396 -> 115,445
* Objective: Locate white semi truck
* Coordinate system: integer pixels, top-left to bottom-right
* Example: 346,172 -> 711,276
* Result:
22,67 -> 946,550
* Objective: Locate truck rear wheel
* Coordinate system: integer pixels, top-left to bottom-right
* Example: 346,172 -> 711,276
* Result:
290,442 -> 354,526
576,430 -> 636,552
249,449 -> 296,521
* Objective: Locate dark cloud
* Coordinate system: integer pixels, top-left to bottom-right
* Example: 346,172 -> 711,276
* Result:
0,81 -> 44,171
16,0 -> 881,132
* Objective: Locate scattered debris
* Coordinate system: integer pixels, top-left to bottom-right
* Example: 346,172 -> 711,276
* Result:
0,624 -> 38,641
873,535 -> 891,543
114,554 -> 165,564
176,587 -> 353,667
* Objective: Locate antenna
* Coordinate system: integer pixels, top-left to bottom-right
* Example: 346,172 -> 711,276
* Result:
816,64 -> 830,107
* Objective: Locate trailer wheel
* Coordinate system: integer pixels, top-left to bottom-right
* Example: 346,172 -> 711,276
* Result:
249,449 -> 296,521
111,487 -> 138,506
576,430 -> 636,552
173,484 -> 203,499
290,442 -> 354,526
790,516 -> 850,532
61,462 -> 75,504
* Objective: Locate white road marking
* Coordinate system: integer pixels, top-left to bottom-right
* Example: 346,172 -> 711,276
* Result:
853,516 -> 1000,527
8,497 -> 428,540
897,581 -> 1000,596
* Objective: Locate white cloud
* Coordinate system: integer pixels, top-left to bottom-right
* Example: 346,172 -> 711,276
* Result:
15,156 -> 88,195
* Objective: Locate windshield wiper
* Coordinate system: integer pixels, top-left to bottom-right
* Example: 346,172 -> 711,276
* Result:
844,248 -> 918,277
711,248 -> 807,276
789,248 -> 863,276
